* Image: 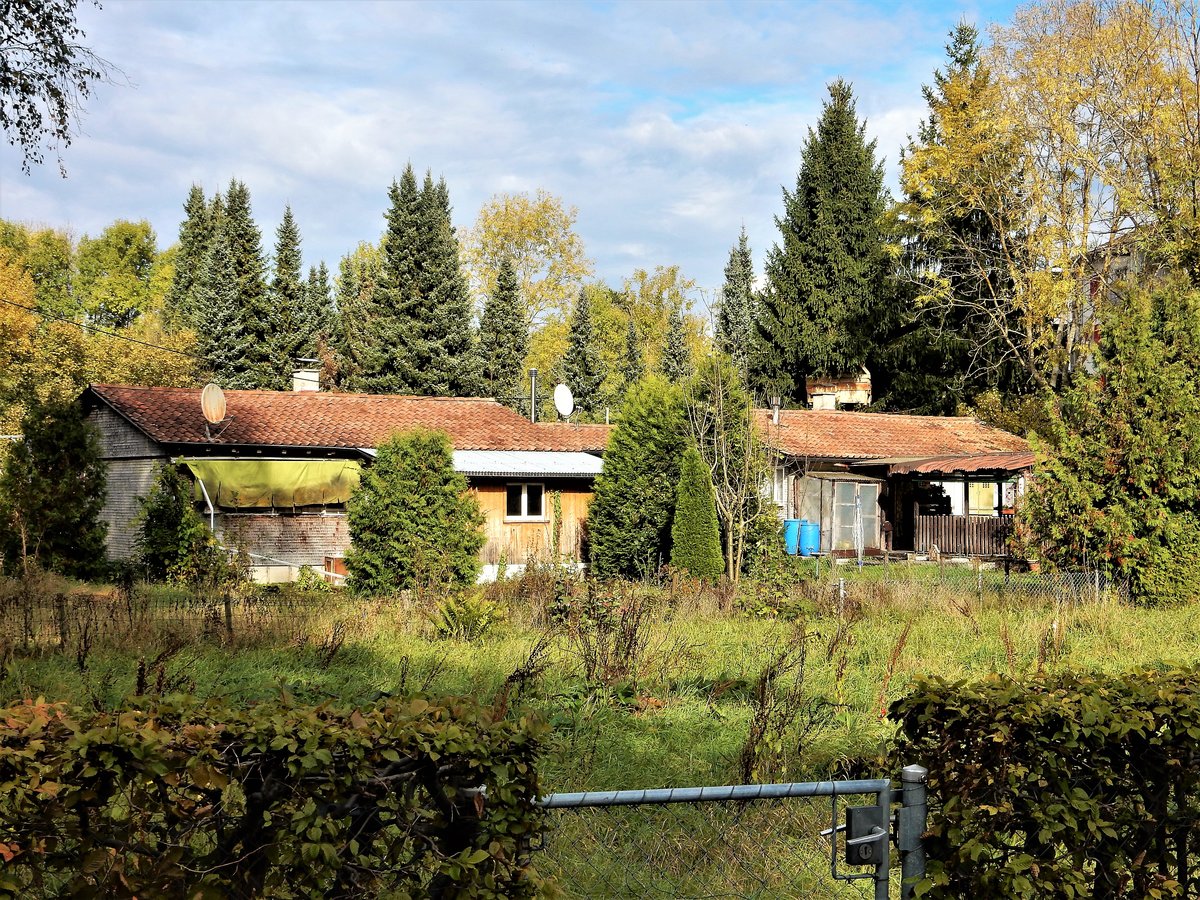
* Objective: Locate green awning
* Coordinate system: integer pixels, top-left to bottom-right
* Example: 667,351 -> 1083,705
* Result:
180,459 -> 362,508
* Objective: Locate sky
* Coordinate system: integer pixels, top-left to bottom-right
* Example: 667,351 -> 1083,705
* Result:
1,0 -> 1022,309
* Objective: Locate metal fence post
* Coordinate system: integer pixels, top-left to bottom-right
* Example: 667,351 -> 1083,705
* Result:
898,764 -> 928,899
874,779 -> 891,900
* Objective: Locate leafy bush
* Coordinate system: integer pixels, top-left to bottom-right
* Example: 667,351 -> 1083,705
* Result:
346,429 -> 484,595
891,666 -> 1200,898
135,462 -> 234,586
0,693 -> 545,898
430,591 -> 506,642
294,564 -> 334,593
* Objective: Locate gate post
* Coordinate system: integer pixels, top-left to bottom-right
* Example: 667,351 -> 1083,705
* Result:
874,779 -> 891,900
898,764 -> 928,899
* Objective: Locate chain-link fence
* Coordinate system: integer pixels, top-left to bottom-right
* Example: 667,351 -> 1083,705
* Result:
536,777 -> 923,899
796,555 -> 1129,605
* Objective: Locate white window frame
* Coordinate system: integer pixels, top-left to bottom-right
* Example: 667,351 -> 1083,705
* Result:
504,482 -> 546,522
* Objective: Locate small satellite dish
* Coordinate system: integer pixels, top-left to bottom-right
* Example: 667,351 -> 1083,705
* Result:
553,383 -> 575,419
200,383 -> 227,425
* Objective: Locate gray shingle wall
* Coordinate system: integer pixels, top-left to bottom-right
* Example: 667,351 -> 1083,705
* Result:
88,406 -> 167,560
215,513 -> 350,568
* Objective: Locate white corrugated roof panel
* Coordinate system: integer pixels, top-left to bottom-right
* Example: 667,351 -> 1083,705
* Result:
451,450 -> 604,477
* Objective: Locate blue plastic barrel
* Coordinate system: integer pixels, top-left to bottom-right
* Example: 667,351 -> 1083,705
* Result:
783,519 -> 802,555
799,520 -> 820,556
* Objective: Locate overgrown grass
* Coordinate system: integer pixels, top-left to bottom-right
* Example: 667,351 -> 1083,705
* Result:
3,566 -> 1198,896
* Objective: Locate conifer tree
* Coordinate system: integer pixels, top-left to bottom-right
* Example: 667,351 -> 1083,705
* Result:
0,399 -> 107,579
193,228 -> 254,388
266,205 -> 305,389
221,180 -> 274,387
670,445 -> 725,581
662,304 -> 690,382
562,288 -> 606,416
717,228 -> 755,375
755,79 -> 887,402
300,262 -> 333,358
419,172 -> 482,396
165,185 -> 212,327
346,428 -> 484,594
622,317 -> 644,392
478,257 -> 526,403
589,375 -> 687,578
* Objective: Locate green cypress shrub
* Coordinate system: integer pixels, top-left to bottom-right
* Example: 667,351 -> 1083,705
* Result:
670,445 -> 724,581
346,429 -> 484,595
588,375 -> 686,578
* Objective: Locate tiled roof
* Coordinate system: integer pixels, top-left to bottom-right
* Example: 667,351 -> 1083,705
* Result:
753,408 -> 1029,461
85,384 -> 612,453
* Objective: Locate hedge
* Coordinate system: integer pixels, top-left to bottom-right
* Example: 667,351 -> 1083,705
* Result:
0,694 -> 545,898
891,667 -> 1200,899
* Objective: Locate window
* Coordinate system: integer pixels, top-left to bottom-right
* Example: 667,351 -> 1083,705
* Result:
505,482 -> 545,521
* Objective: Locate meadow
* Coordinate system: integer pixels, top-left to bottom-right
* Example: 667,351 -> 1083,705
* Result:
2,563 -> 1197,896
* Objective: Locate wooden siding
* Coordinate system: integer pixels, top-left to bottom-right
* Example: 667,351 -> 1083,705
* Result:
473,484 -> 591,565
88,406 -> 168,560
915,514 -> 1013,557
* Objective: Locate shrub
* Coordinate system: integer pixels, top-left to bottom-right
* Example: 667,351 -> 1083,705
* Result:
0,399 -> 107,579
346,429 -> 484,595
588,376 -> 686,578
891,666 -> 1200,899
0,693 -> 545,898
670,446 -> 724,581
430,590 -> 506,642
135,462 -> 232,586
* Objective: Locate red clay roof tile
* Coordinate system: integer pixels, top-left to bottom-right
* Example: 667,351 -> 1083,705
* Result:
753,408 -> 1029,460
86,385 -> 612,453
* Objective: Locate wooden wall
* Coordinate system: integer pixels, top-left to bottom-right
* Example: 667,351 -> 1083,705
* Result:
472,481 -> 593,565
87,406 -> 168,560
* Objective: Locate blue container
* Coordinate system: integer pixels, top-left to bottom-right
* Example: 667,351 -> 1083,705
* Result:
799,521 -> 820,557
783,519 -> 802,555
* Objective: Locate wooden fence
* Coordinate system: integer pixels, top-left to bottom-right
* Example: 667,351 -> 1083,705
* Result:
914,514 -> 1013,557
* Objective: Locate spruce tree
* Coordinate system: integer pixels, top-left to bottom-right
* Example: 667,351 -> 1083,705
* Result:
717,228 -> 755,375
670,445 -> 725,581
300,261 -> 334,358
419,172 -> 482,396
478,256 -> 527,403
266,205 -> 305,389
165,185 -> 213,327
662,304 -> 690,382
0,399 -> 107,579
588,375 -> 686,578
221,180 -> 274,388
193,227 -> 254,388
562,288 -> 606,416
755,79 -> 887,403
622,317 -> 644,393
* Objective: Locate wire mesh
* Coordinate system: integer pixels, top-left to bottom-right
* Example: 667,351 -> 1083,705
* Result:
536,791 -> 882,899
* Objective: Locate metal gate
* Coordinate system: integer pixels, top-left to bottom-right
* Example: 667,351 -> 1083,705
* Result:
535,765 -> 928,899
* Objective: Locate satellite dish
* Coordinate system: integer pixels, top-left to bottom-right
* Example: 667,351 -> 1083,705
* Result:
553,383 -> 575,419
200,383 -> 227,425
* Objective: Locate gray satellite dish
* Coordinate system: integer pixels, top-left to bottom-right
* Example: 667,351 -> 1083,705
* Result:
553,383 -> 575,419
200,382 -> 227,425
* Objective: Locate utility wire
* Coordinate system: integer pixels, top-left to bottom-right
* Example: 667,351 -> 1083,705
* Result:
0,295 -> 210,363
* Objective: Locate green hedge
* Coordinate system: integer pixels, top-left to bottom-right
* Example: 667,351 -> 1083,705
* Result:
0,694 -> 545,898
891,667 -> 1200,899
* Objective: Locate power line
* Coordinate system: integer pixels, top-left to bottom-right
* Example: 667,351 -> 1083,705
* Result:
0,295 -> 210,363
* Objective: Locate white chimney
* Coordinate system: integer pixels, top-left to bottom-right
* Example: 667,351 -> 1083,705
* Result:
292,369 -> 320,392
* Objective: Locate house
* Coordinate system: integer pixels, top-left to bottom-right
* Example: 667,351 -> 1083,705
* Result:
756,407 -> 1031,557
82,384 -> 611,582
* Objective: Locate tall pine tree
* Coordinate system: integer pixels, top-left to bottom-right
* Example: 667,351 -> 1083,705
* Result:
300,261 -> 334,359
662,304 -> 690,382
717,228 -> 755,375
562,288 -> 606,417
193,225 -> 254,388
755,79 -> 887,403
478,256 -> 526,403
266,205 -> 305,389
165,185 -> 213,327
221,180 -> 274,388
